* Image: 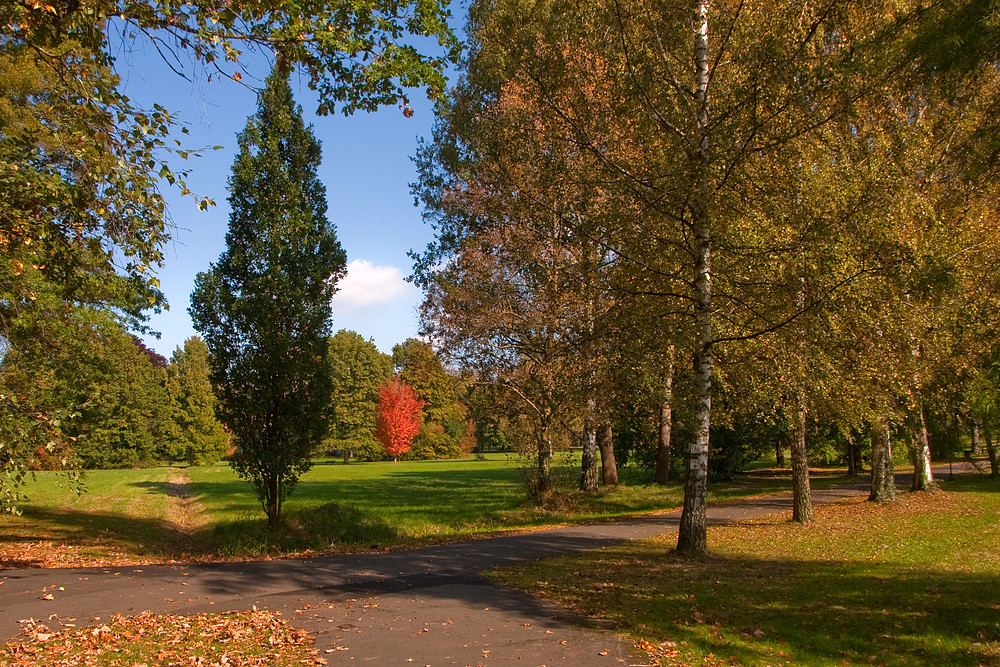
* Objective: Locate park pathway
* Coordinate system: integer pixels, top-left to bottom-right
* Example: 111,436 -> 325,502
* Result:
0,476 -> 894,665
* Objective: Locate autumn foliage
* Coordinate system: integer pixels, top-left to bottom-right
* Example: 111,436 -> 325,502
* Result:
375,377 -> 424,461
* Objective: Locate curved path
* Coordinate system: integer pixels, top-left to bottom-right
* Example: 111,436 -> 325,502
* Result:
0,475 -> 904,665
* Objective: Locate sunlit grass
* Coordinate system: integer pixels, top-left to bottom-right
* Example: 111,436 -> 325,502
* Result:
2,453 -> 850,563
489,474 -> 1000,667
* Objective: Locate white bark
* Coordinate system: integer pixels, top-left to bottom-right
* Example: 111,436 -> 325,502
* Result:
677,0 -> 713,557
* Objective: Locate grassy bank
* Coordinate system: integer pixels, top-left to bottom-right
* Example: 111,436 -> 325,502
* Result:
489,475 -> 1000,667
1,454 -> 850,566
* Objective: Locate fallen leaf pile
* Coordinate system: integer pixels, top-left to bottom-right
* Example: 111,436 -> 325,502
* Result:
3,609 -> 321,666
0,540 -> 147,570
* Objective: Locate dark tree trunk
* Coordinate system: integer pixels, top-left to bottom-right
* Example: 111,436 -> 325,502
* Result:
265,474 -> 281,531
869,416 -> 895,502
847,437 -> 859,477
597,421 -> 618,486
790,396 -> 813,522
776,441 -> 785,467
343,449 -> 352,465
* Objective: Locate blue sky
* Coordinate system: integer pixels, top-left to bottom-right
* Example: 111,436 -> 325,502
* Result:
120,41 -> 444,358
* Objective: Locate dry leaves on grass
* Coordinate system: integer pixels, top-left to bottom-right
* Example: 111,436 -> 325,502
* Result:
636,638 -> 735,667
3,609 -> 320,666
0,540 -> 171,570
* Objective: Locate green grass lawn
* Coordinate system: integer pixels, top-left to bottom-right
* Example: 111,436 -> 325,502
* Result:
489,474 -> 1000,667
1,453 -> 851,565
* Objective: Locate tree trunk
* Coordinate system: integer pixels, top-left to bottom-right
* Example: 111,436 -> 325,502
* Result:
265,474 -> 281,531
869,416 -> 895,502
536,415 -> 553,494
970,420 -> 980,456
910,400 -> 934,491
677,0 -> 713,559
580,401 -> 599,493
983,427 -> 998,477
343,449 -> 352,465
655,347 -> 674,485
847,436 -> 859,476
790,395 -> 813,522
776,441 -> 785,467
597,421 -> 618,486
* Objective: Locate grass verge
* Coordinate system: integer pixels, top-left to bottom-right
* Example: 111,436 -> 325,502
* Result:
1,455 -> 852,566
489,474 -> 1000,667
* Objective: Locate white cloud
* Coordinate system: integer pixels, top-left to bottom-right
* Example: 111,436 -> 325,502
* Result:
331,259 -> 418,314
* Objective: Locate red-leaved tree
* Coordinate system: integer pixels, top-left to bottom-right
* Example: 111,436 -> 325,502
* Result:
374,377 -> 424,462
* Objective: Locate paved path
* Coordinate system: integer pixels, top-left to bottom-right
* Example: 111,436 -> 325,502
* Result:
0,476 -> 889,665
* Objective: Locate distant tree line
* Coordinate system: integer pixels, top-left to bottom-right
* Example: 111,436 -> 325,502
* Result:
0,325 -> 229,470
0,325 -> 486,472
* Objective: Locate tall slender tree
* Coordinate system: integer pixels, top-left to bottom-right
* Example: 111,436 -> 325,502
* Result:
164,337 -> 230,465
190,66 -> 347,530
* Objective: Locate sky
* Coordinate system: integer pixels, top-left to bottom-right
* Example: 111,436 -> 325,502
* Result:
119,40 -> 445,358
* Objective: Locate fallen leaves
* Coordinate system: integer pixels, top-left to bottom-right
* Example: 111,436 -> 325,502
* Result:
3,609 -> 317,666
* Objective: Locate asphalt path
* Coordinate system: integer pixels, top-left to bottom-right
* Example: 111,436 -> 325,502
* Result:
0,474 -> 912,665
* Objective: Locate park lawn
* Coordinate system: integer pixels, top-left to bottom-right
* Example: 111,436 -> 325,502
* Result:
2,453 -> 851,566
0,467 -> 182,567
489,474 -> 1000,667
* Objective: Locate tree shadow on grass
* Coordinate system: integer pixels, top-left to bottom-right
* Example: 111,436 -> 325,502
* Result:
0,505 -> 191,567
527,543 -> 1000,667
939,474 -> 1000,494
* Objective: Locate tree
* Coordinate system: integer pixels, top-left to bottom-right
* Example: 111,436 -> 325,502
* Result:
2,0 -> 457,510
375,377 -> 424,462
189,67 -> 347,530
326,330 -> 393,462
1,312 -> 172,471
392,338 -> 470,458
164,337 -> 229,465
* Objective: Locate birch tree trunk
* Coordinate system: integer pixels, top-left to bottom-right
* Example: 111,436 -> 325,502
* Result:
910,398 -> 934,491
970,421 -> 980,456
790,394 -> 813,522
869,416 -> 896,502
536,412 -> 553,495
983,427 -> 998,477
597,421 -> 619,486
655,347 -> 674,485
677,0 -> 713,558
580,398 -> 599,493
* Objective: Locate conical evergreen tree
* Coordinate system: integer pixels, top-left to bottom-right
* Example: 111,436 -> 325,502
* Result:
164,336 -> 230,465
190,66 -> 347,530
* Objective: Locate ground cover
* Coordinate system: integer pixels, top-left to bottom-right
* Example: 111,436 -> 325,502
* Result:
1,454 -> 850,567
2,609 -> 318,666
489,474 -> 1000,667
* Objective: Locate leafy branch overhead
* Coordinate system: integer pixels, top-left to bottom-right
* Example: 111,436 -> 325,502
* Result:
5,0 -> 460,115
1,0 -> 457,512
